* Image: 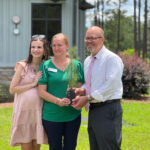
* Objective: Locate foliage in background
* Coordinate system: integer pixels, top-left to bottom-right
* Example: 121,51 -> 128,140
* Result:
68,46 -> 80,60
120,48 -> 150,65
121,49 -> 135,56
90,0 -> 150,60
104,12 -> 134,52
85,48 -> 91,57
119,52 -> 150,99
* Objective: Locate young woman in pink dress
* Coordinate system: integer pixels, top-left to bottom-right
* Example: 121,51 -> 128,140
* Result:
9,35 -> 50,150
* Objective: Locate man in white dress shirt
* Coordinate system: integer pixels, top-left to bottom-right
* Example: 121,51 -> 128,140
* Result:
72,26 -> 124,150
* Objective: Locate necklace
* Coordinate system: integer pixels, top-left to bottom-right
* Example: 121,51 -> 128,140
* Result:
53,58 -> 69,71
30,64 -> 40,73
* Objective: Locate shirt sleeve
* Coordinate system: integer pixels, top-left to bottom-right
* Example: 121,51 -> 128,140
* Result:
91,55 -> 124,102
38,62 -> 48,85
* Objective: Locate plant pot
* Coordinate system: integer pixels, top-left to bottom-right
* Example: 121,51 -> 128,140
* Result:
66,89 -> 75,105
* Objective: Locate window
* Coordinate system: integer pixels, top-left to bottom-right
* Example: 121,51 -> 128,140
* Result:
32,3 -> 61,42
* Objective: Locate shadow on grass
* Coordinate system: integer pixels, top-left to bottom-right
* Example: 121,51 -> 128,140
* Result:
122,120 -> 136,127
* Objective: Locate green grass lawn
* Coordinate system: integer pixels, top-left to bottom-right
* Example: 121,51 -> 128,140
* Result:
0,102 -> 150,150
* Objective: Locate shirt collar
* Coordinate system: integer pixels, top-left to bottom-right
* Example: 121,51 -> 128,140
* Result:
90,45 -> 105,60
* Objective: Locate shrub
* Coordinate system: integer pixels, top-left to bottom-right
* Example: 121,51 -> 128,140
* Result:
118,53 -> 150,99
121,49 -> 135,56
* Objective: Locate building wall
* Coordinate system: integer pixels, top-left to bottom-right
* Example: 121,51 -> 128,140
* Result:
0,0 -> 84,67
0,0 -> 30,67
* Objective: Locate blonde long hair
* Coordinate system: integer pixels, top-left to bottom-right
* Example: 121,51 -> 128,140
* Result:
51,33 -> 70,58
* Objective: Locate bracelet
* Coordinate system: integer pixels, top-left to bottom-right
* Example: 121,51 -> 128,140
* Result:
55,98 -> 59,105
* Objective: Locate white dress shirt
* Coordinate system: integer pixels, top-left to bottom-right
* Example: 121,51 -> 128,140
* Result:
84,46 -> 124,103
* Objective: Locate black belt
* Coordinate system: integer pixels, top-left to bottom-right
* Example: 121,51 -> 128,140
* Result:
90,99 -> 120,109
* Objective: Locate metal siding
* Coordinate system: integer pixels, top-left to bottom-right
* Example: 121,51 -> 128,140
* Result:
11,0 -> 30,66
3,0 -> 11,66
0,0 -> 3,64
0,0 -> 84,66
0,0 -> 30,67
62,0 -> 73,46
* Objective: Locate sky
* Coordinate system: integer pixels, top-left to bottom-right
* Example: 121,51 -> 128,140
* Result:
85,0 -> 145,27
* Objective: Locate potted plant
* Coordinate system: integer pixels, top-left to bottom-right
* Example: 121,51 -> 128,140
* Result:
66,47 -> 79,104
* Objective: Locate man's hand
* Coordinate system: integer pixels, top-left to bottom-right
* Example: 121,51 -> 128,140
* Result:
74,88 -> 86,96
72,95 -> 88,110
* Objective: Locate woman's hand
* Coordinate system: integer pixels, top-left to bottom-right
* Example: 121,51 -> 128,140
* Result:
33,71 -> 42,87
56,98 -> 70,106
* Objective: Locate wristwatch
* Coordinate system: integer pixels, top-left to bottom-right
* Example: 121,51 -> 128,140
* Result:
87,95 -> 94,102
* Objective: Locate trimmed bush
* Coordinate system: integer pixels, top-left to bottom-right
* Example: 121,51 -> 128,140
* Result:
119,53 -> 150,99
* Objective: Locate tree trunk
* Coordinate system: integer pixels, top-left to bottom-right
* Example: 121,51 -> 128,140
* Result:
94,0 -> 98,25
101,0 -> 104,28
137,0 -> 141,56
97,0 -> 101,26
117,0 -> 121,52
134,0 -> 137,51
143,0 -> 148,59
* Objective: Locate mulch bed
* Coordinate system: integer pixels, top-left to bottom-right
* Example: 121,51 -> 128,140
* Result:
122,96 -> 150,103
0,102 -> 13,108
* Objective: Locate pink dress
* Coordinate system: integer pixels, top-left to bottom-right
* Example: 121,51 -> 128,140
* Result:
10,61 -> 47,146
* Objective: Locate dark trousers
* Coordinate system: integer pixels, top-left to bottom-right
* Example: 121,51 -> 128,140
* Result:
42,115 -> 81,150
88,100 -> 122,150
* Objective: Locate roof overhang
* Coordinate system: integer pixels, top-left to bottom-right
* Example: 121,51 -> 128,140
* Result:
79,0 -> 95,11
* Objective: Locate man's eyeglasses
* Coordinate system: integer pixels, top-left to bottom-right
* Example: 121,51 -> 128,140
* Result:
32,35 -> 46,39
84,37 -> 102,41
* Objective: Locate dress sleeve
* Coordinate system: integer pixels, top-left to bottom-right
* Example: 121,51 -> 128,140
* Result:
38,62 -> 48,85
14,61 -> 27,78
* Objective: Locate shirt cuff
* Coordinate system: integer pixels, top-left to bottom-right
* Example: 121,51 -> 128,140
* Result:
81,83 -> 86,89
91,92 -> 104,102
